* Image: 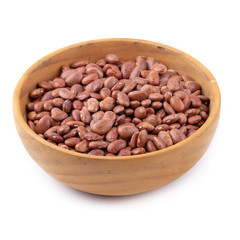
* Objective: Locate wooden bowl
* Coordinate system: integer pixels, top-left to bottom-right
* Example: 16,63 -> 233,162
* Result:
13,39 -> 221,196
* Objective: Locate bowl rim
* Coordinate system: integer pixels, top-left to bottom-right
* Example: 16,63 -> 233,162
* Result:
13,38 -> 221,161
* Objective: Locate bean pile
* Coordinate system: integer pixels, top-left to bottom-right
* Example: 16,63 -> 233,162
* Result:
26,54 -> 210,156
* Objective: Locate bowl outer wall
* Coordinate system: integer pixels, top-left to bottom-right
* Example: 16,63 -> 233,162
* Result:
13,38 -> 221,196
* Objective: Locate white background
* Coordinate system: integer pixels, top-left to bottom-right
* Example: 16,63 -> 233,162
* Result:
1,0 -> 239,239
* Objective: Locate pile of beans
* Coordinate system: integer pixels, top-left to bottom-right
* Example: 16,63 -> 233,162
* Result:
26,54 -> 210,156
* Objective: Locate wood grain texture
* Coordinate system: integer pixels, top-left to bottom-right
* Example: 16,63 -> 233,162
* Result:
13,39 -> 221,196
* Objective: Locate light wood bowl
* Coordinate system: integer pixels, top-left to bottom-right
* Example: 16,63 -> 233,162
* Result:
13,39 -> 221,196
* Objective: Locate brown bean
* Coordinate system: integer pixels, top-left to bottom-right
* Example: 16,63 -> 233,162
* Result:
58,143 -> 69,149
82,73 -> 98,85
52,98 -> 64,107
200,111 -> 208,120
198,95 -> 210,103
80,107 -> 92,124
107,139 -> 127,154
34,102 -> 44,113
185,81 -> 201,92
43,100 -> 54,111
111,82 -> 125,91
28,111 -> 37,121
173,91 -> 187,100
177,113 -> 187,125
58,88 -> 75,100
60,116 -> 74,126
51,108 -> 68,121
188,115 -> 202,124
118,148 -> 131,156
38,81 -> 52,91
63,128 -> 78,139
185,108 -> 201,117
104,76 -> 118,89
146,57 -> 156,69
86,67 -> 103,79
65,137 -> 81,147
137,122 -> 155,132
153,124 -> 169,134
91,111 -> 116,135
129,65 -> 141,79
151,102 -> 162,110
132,77 -> 147,86
144,114 -> 161,127
148,70 -> 160,85
28,120 -> 35,131
140,70 -> 150,78
100,87 -> 111,99
71,100 -> 83,110
146,140 -> 157,152
190,95 -> 202,108
77,126 -> 87,140
167,77 -> 180,91
130,101 -> 140,109
122,81 -> 137,94
164,92 -> 172,102
47,132 -> 64,143
141,99 -> 152,107
75,140 -> 89,153
128,91 -> 148,101
146,107 -> 155,115
30,88 -> 45,98
62,99 -> 72,113
169,129 -> 186,143
88,140 -> 108,149
35,116 -> 51,134
151,63 -> 167,74
97,59 -> 106,67
105,53 -> 120,64
183,96 -> 191,111
70,109 -> 80,121
106,127 -> 118,142
60,69 -> 76,79
100,97 -> 115,111
117,92 -> 130,107
121,61 -> 136,79
26,102 -> 35,111
86,98 -> 99,112
83,132 -> 104,141
131,147 -> 145,155
65,71 -> 83,86
76,91 -> 90,101
148,93 -> 164,101
134,107 -> 147,119
137,130 -> 148,148
136,56 -> 147,70
170,96 -> 184,112
66,121 -> 85,128
112,105 -> 124,114
162,114 -> 179,124
52,78 -> 65,88
141,84 -> 155,95
118,123 -> 139,139
163,101 -> 175,114
57,125 -> 70,135
158,131 -> 173,147
88,149 -> 105,156
71,60 -> 88,68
